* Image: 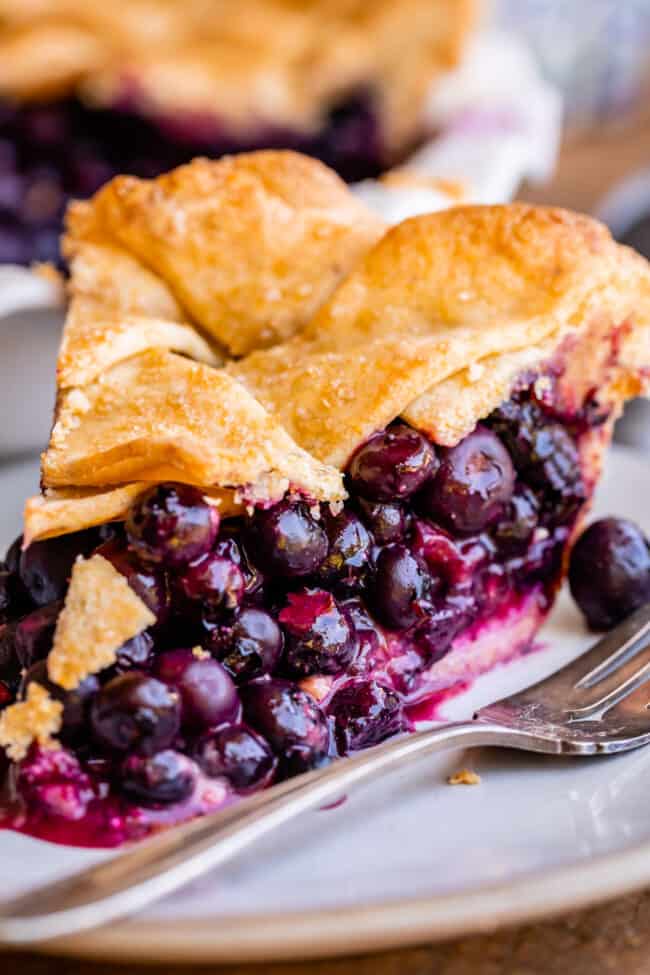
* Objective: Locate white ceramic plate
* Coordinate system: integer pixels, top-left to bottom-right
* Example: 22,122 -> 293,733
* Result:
1,447 -> 649,964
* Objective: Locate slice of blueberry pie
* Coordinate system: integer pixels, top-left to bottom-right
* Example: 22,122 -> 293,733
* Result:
1,150 -> 649,848
0,0 -> 475,264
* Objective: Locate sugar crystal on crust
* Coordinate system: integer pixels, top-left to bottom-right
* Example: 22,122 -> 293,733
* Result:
47,554 -> 156,690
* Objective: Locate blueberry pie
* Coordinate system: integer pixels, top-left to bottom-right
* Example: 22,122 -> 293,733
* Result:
0,0 -> 475,264
1,151 -> 648,847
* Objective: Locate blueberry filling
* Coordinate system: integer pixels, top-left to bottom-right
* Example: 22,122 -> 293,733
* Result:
0,380 -> 605,846
0,91 -> 387,266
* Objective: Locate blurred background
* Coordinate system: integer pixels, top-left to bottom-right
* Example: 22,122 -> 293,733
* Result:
0,0 -> 649,456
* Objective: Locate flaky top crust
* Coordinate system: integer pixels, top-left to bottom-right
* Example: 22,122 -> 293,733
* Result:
0,0 -> 476,153
26,152 -> 650,543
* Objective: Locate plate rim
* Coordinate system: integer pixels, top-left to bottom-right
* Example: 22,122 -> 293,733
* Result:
39,837 -> 650,962
2,445 -> 649,964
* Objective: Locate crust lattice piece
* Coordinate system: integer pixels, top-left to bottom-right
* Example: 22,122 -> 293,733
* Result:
26,151 -> 650,544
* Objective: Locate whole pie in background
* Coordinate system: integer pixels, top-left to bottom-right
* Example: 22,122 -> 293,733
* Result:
0,150 -> 648,848
0,0 -> 476,265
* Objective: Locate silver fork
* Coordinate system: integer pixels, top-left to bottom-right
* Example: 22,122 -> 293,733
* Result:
2,602 -> 650,946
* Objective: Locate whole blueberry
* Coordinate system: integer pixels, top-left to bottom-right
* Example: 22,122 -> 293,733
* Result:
241,679 -> 331,777
569,518 -> 650,630
347,423 -> 438,501
317,508 -> 371,588
194,724 -> 276,791
493,484 -> 539,555
279,589 -> 355,677
115,631 -> 155,672
19,529 -> 98,606
340,596 -> 386,671
119,750 -> 197,806
370,544 -> 430,630
328,679 -> 403,752
154,649 -> 240,730
13,601 -> 61,669
420,425 -> 515,534
90,672 -> 181,755
210,607 -> 283,682
356,498 -> 408,544
246,500 -> 328,577
214,534 -> 263,596
126,484 -> 219,567
526,424 -> 582,501
21,660 -> 99,742
95,539 -> 170,624
179,554 -> 245,613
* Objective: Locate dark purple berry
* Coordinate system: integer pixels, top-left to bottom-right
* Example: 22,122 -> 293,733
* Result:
0,621 -> 21,690
119,750 -> 197,806
194,724 -> 276,791
96,540 -> 170,624
493,484 -> 539,554
210,607 -> 282,682
420,425 -> 515,534
413,592 -> 475,664
179,554 -> 245,613
154,649 -> 240,730
214,534 -> 263,595
126,483 -> 219,567
356,498 -> 408,544
371,544 -> 430,630
90,672 -> 181,755
19,529 -> 98,606
279,589 -> 354,676
21,660 -> 99,742
347,423 -> 438,501
318,508 -> 371,588
328,679 -> 403,752
13,601 -> 61,669
526,424 -> 585,516
340,597 -> 386,671
569,518 -> 650,630
115,631 -> 155,672
246,500 -> 328,577
241,679 -> 330,776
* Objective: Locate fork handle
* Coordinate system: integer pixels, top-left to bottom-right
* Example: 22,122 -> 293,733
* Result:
0,719 -> 534,945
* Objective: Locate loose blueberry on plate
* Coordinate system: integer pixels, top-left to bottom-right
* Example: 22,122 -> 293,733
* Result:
90,672 -> 181,755
194,724 -> 276,791
241,679 -> 331,777
569,518 -> 650,630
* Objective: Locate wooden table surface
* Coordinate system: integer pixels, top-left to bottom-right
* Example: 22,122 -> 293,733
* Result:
4,108 -> 650,975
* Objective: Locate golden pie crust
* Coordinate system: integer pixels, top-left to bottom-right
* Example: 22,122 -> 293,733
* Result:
0,0 -> 477,157
23,151 -> 650,550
